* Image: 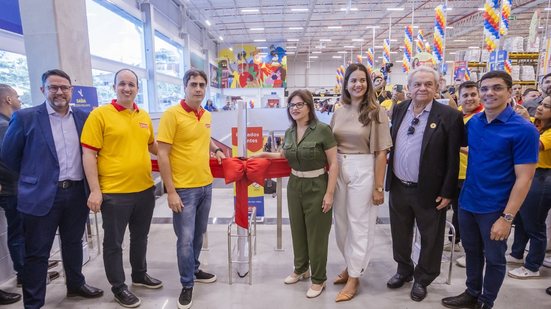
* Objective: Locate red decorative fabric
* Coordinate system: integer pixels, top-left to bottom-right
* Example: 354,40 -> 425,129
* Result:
151,158 -> 291,228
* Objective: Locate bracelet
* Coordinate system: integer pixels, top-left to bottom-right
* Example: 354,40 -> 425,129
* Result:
214,148 -> 223,154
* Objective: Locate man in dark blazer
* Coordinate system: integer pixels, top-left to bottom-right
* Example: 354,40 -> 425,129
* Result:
1,69 -> 103,308
385,66 -> 463,302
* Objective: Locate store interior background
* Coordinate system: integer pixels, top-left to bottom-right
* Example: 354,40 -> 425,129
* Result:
1,1 -> 551,305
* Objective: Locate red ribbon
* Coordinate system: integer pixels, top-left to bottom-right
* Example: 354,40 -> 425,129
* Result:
151,158 -> 291,228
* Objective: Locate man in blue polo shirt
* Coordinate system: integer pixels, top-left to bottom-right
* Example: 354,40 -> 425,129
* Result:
441,71 -> 539,309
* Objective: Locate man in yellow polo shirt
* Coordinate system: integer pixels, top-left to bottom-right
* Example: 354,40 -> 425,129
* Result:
449,81 -> 484,266
81,69 -> 162,308
157,69 -> 225,309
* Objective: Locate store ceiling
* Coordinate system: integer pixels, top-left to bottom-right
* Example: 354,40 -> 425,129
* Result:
181,0 -> 550,62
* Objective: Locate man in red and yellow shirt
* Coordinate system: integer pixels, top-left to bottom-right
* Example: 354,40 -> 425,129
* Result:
81,69 -> 161,308
157,69 -> 225,309
448,81 -> 484,258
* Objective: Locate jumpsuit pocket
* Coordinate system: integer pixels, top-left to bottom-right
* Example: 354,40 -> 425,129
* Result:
300,141 -> 318,161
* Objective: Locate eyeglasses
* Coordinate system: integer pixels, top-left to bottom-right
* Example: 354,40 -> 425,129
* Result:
407,117 -> 420,135
288,102 -> 306,110
47,85 -> 72,93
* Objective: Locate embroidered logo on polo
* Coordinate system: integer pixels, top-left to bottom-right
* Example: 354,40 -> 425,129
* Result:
139,122 -> 149,128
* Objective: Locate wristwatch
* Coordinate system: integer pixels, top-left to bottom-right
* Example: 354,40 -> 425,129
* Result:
375,187 -> 384,193
501,213 -> 514,223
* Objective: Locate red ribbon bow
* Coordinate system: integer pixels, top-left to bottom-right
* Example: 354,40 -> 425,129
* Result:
152,158 -> 291,228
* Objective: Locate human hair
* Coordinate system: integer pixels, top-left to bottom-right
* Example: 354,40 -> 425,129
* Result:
0,84 -> 15,101
522,88 -> 538,97
114,69 -> 139,87
41,69 -> 71,86
479,70 -> 513,89
407,66 -> 440,89
536,96 -> 551,134
458,81 -> 478,96
542,73 -> 551,83
286,89 -> 317,127
183,69 -> 208,87
341,63 -> 381,126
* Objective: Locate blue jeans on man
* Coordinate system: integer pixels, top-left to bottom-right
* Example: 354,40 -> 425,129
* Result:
173,184 -> 212,288
510,169 -> 551,271
459,208 -> 507,308
0,195 -> 24,281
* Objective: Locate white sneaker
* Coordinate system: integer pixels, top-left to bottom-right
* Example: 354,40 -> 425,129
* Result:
505,254 -> 524,265
543,257 -> 551,268
507,266 -> 540,279
444,242 -> 462,252
456,256 -> 466,268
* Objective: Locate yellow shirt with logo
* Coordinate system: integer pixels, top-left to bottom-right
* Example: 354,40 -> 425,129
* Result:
459,108 -> 484,179
81,102 -> 154,193
538,129 -> 551,168
157,101 -> 213,188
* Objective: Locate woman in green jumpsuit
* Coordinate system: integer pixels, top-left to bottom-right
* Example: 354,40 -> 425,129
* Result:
254,89 -> 338,298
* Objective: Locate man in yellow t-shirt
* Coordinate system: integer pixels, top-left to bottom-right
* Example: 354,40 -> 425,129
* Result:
81,69 -> 161,308
156,69 -> 225,309
448,81 -> 484,258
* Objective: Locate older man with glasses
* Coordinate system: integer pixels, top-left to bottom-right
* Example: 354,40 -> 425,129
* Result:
385,66 -> 464,303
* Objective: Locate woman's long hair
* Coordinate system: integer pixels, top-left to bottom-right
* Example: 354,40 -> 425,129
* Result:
341,63 -> 381,126
535,97 -> 551,134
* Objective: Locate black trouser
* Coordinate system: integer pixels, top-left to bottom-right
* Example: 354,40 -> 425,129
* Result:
389,179 -> 447,286
101,186 -> 155,294
22,182 -> 88,309
449,180 -> 464,244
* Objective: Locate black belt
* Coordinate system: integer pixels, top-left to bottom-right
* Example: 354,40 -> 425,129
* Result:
58,180 -> 83,189
396,177 -> 417,188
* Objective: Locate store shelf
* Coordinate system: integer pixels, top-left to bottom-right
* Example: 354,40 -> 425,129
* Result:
513,80 -> 536,85
508,52 -> 539,60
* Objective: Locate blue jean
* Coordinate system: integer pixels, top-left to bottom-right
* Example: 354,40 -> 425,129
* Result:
510,169 -> 551,271
0,195 -> 24,280
459,208 -> 507,308
173,184 -> 212,288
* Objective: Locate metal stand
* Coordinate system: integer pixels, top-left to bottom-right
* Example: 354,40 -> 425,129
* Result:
227,207 -> 257,285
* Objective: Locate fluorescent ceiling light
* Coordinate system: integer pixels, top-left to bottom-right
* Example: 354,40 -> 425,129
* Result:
366,26 -> 381,29
218,36 -> 224,41
291,8 -> 308,12
343,45 -> 355,48
287,38 -> 299,42
468,46 -> 480,49
286,46 -> 297,49
377,56 -> 383,59
320,39 -> 332,42
390,51 -> 398,54
256,46 -> 268,49
389,39 -> 398,42
328,26 -> 343,29
258,52 -> 268,55
446,7 -> 453,11
289,27 -> 303,30
374,45 -> 383,48
309,56 -> 319,59
315,45 -> 324,49
545,7 -> 551,11
446,26 -> 454,29
352,39 -> 364,42
332,56 -> 342,59
242,8 -> 259,13
340,8 -> 358,11
287,51 -> 295,54
387,8 -> 404,11
254,39 -> 266,42
477,8 -> 485,11
396,60 -> 403,63
449,52 -> 457,55
337,51 -> 347,54
250,27 -> 264,31
312,51 -> 322,54
205,20 -> 211,26
446,61 -> 454,63
453,39 -> 467,42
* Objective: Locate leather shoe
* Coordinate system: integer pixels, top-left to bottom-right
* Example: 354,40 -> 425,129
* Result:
67,283 -> 104,298
0,289 -> 21,305
546,286 -> 551,296
132,273 -> 163,289
386,273 -> 413,289
410,282 -> 427,302
442,291 -> 478,308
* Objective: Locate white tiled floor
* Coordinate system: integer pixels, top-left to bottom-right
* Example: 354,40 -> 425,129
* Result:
1,188 -> 551,308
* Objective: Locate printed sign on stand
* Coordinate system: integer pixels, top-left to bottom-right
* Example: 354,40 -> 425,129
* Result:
70,86 -> 98,113
489,50 -> 508,71
231,127 -> 265,218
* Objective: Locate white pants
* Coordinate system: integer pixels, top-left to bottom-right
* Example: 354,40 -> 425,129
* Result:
334,153 -> 378,278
